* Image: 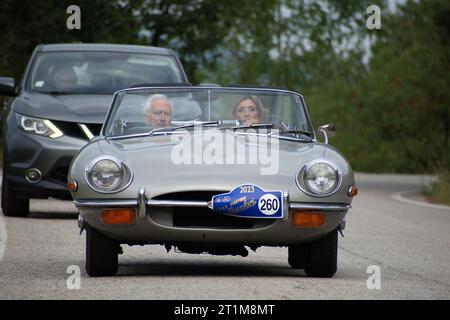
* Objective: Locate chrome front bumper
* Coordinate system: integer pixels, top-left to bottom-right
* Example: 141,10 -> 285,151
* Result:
73,187 -> 351,216
74,187 -> 351,244
74,198 -> 351,211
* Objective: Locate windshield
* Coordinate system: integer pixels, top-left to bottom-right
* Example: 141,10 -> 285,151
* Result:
103,87 -> 315,140
28,51 -> 184,94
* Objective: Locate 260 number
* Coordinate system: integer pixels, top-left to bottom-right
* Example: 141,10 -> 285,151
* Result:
260,198 -> 279,211
258,194 -> 280,216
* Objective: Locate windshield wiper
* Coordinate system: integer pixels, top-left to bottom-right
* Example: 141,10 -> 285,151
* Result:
219,123 -> 274,131
272,129 -> 314,138
148,121 -> 219,135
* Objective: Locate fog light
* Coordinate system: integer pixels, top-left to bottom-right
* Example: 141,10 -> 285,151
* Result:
101,208 -> 135,225
292,211 -> 326,227
25,168 -> 42,183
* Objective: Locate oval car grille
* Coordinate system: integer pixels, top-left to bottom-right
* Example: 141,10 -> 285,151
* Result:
151,191 -> 276,230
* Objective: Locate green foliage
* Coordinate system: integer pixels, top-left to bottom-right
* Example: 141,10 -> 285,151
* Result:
424,168 -> 450,206
196,0 -> 374,88
135,0 -> 278,84
0,0 -> 143,79
338,0 -> 450,172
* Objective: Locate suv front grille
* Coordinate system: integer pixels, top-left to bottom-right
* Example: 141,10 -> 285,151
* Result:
49,167 -> 69,185
47,156 -> 73,186
52,120 -> 102,140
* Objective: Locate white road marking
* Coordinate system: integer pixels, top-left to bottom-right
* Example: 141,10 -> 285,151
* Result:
0,212 -> 6,261
391,191 -> 450,211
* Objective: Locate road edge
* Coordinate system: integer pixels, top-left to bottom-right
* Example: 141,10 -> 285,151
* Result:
391,191 -> 450,211
0,213 -> 6,261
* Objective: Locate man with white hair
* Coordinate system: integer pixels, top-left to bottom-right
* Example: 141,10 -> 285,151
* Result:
144,94 -> 173,128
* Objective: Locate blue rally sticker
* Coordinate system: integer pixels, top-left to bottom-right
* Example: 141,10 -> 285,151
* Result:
211,184 -> 283,218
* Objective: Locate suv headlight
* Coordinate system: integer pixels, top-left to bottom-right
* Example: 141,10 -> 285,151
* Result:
297,160 -> 341,197
85,156 -> 132,193
15,114 -> 63,138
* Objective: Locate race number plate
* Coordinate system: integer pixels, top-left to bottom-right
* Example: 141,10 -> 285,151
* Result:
211,184 -> 283,218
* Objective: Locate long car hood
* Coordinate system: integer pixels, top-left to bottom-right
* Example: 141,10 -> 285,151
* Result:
70,131 -> 354,203
12,92 -> 113,123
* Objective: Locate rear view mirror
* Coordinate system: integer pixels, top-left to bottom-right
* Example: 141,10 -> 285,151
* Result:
0,77 -> 16,96
318,123 -> 336,144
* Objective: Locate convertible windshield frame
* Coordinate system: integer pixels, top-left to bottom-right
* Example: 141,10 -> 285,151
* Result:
101,86 -> 317,141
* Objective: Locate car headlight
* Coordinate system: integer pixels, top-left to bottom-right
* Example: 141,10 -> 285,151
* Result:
15,114 -> 63,138
297,160 -> 341,197
85,156 -> 132,193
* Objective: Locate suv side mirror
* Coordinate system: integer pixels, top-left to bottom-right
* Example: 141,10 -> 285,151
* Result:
318,123 -> 336,144
0,77 -> 16,96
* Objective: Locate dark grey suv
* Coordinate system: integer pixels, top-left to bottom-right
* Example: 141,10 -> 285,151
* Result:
0,43 -> 188,217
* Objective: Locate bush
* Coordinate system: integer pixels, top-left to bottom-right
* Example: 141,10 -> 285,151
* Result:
424,169 -> 450,206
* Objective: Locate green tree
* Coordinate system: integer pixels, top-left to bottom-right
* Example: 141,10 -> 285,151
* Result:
308,0 -> 450,172
196,0 -> 374,89
0,0 -> 141,79
136,0 -> 277,84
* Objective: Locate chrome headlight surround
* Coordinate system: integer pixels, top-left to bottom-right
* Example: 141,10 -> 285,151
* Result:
296,159 -> 342,197
84,155 -> 133,193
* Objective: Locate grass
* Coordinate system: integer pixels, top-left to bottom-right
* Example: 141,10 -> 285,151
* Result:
423,169 -> 450,206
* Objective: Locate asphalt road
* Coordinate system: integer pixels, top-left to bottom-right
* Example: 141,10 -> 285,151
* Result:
0,173 -> 449,300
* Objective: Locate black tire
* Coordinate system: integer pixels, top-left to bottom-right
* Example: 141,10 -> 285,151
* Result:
304,228 -> 338,278
86,225 -> 119,277
1,166 -> 30,217
288,244 -> 307,269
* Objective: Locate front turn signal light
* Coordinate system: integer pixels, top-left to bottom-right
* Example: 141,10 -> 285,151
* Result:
101,208 -> 135,225
292,211 -> 326,227
67,179 -> 78,192
348,186 -> 358,197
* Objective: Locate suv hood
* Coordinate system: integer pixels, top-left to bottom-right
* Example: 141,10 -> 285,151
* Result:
12,92 -> 114,123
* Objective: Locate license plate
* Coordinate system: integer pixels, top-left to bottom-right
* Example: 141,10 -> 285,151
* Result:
211,184 -> 283,218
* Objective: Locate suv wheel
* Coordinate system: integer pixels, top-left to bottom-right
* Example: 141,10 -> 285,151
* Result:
86,225 -> 119,277
1,166 -> 30,217
288,228 -> 338,278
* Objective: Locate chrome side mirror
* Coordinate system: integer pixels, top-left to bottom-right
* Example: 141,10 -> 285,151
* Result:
318,123 -> 336,144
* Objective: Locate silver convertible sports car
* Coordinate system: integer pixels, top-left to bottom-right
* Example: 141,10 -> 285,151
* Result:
68,85 -> 357,277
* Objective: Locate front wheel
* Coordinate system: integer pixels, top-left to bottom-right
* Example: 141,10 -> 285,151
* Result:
86,225 -> 119,277
288,228 -> 338,278
1,168 -> 30,217
288,244 -> 307,269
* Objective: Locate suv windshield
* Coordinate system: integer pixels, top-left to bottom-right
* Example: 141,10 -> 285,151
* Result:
103,87 -> 314,140
28,51 -> 184,94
